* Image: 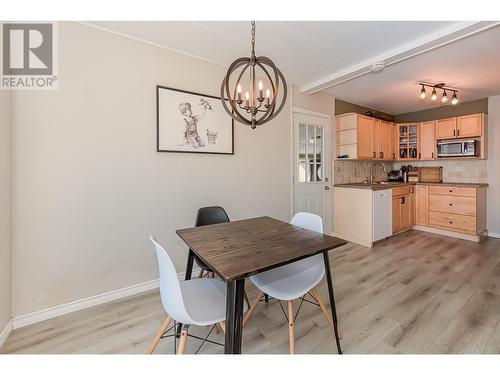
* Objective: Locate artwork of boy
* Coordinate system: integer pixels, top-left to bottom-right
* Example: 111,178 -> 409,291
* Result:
179,99 -> 212,148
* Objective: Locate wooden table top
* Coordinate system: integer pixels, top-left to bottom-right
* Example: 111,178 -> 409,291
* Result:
176,216 -> 347,282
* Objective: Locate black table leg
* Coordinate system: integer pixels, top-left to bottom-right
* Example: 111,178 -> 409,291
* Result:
323,251 -> 343,354
184,249 -> 195,280
224,279 -> 245,354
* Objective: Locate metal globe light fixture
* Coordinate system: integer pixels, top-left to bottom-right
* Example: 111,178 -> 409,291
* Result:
220,21 -> 287,129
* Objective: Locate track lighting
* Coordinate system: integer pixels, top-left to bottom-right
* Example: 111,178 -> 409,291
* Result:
418,83 -> 459,106
420,85 -> 426,99
441,90 -> 448,103
431,88 -> 437,101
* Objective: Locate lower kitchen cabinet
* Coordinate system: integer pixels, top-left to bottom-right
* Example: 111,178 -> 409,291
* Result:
415,185 -> 429,226
392,186 -> 414,233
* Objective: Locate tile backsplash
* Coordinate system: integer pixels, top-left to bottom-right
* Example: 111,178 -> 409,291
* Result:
393,160 -> 488,183
334,160 -> 394,184
334,159 -> 488,184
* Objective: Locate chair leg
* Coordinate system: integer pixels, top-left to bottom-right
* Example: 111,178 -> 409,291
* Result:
146,316 -> 172,354
243,292 -> 265,327
198,269 -> 204,278
243,290 -> 250,308
288,300 -> 295,354
310,287 -> 333,327
177,326 -> 189,354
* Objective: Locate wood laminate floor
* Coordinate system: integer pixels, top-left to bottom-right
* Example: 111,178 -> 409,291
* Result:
2,230 -> 500,354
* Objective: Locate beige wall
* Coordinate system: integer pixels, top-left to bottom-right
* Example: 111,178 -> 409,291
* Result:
335,99 -> 395,122
11,22 -> 292,316
293,86 -> 334,116
0,89 -> 12,331
487,95 -> 500,237
393,160 -> 487,184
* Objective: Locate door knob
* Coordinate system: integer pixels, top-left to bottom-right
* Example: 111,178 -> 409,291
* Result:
324,186 -> 330,190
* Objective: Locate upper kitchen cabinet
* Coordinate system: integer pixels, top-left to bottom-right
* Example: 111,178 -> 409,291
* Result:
457,113 -> 484,138
336,113 -> 374,160
436,117 -> 457,139
435,113 -> 485,139
397,123 -> 419,160
419,120 -> 436,160
377,120 -> 394,160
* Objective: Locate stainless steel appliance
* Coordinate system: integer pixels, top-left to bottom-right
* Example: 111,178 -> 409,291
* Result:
437,139 -> 479,158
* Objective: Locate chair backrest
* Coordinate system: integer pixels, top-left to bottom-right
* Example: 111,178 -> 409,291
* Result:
290,212 -> 323,234
149,235 -> 190,323
195,206 -> 230,227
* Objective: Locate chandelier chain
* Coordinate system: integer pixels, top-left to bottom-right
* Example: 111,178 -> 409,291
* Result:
251,21 -> 256,56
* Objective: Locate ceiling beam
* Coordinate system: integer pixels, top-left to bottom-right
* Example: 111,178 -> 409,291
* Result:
300,21 -> 500,94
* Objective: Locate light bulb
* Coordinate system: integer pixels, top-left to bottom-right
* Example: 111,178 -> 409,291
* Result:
441,90 -> 448,103
420,86 -> 426,100
451,92 -> 458,105
266,88 -> 270,98
431,88 -> 437,101
258,81 -> 263,90
237,84 -> 241,94
245,91 -> 250,100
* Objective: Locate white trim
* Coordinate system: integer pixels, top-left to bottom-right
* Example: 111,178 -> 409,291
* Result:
12,269 -> 197,330
292,107 -> 331,120
488,232 -> 500,239
76,22 -> 227,68
0,319 -> 13,349
301,21 -> 500,94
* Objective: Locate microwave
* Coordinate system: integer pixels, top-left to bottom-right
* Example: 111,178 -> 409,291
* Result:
437,139 -> 479,158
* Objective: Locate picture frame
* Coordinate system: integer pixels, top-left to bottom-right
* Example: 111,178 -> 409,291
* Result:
156,85 -> 234,155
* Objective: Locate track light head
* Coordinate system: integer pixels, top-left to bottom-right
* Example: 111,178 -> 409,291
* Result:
451,91 -> 459,105
420,85 -> 426,99
441,90 -> 448,103
431,87 -> 437,101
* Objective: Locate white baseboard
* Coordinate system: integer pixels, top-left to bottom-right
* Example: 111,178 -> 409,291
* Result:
488,232 -> 500,239
0,319 -> 13,349
12,269 -> 197,330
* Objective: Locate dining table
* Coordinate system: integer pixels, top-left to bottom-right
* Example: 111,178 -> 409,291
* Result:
176,216 -> 347,354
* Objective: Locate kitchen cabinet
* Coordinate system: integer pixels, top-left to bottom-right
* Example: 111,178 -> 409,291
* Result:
397,123 -> 419,160
392,186 -> 414,233
435,118 -> 457,139
428,186 -> 487,236
335,113 -> 374,160
419,121 -> 436,160
457,114 -> 483,138
378,120 -> 394,160
415,185 -> 429,226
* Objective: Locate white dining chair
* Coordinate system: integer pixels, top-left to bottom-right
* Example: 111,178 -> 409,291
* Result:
244,212 -> 335,354
147,235 -> 246,354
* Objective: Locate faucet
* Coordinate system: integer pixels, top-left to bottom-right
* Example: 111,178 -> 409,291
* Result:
370,161 -> 387,183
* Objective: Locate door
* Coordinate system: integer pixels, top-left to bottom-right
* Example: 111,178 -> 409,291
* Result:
457,114 -> 482,138
420,121 -> 436,160
357,115 -> 374,159
379,121 -> 393,160
436,117 -> 457,139
392,196 -> 401,233
399,194 -> 412,230
293,111 -> 332,232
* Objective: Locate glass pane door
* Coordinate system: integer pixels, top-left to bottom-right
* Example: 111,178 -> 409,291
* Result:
298,122 -> 323,183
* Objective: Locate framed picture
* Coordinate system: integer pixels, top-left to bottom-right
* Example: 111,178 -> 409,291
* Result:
156,85 -> 234,155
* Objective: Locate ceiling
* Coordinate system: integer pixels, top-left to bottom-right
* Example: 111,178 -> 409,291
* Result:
89,21 -> 500,114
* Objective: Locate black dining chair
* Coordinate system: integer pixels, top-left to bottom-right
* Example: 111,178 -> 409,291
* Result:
191,206 -> 251,311
192,206 -> 230,278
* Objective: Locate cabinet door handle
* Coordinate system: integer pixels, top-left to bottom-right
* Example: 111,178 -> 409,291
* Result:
418,152 -> 421,159
449,221 -> 453,224
449,203 -> 453,206
432,152 -> 434,159
453,129 -> 456,136
457,129 -> 460,136
401,197 -> 405,204
449,189 -> 453,193
380,152 -> 383,158
373,151 -> 376,158
392,153 -> 395,160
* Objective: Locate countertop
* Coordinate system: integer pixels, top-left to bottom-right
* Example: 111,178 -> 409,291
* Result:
334,181 -> 489,190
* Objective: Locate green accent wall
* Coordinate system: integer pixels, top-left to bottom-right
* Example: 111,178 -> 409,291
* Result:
395,98 -> 488,123
335,99 -> 395,122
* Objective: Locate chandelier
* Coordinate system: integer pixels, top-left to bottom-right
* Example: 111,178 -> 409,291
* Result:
418,82 -> 459,105
220,21 -> 287,129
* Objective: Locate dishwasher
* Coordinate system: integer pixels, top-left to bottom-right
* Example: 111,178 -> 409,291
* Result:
372,189 -> 393,242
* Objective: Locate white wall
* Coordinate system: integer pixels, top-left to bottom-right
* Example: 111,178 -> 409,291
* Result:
487,95 -> 500,237
12,22 -> 292,316
0,89 -> 12,331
